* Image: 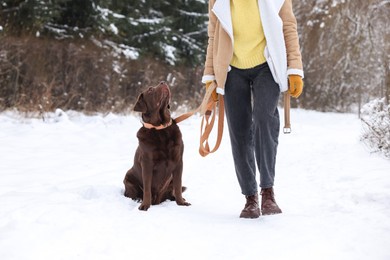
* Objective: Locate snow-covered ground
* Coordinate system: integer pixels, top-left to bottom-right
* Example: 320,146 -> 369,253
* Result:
0,109 -> 389,260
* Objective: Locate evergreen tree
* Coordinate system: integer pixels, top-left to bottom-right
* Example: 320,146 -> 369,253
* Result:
170,0 -> 208,65
53,0 -> 99,30
95,0 -> 208,65
0,0 -> 208,64
0,0 -> 63,35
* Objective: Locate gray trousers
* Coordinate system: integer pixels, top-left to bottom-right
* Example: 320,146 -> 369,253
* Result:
224,63 -> 280,196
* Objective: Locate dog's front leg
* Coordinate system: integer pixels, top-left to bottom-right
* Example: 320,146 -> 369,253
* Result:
139,160 -> 153,211
172,160 -> 191,206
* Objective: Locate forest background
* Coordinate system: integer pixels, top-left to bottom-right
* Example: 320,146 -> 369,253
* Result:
0,0 -> 389,114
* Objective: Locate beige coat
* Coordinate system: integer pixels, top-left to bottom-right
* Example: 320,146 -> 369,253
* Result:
202,0 -> 304,94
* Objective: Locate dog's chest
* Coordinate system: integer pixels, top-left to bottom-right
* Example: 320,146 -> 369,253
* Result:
138,127 -> 183,161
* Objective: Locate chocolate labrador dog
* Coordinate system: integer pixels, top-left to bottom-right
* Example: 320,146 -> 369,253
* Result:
123,81 -> 190,211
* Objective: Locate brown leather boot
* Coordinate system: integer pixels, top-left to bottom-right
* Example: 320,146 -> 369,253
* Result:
240,194 -> 261,219
261,188 -> 282,215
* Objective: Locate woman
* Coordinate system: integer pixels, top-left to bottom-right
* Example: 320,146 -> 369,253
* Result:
202,0 -> 304,218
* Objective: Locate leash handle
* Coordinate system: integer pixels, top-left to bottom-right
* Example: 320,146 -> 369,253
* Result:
283,91 -> 291,134
174,82 -> 224,157
199,95 -> 224,157
174,81 -> 216,124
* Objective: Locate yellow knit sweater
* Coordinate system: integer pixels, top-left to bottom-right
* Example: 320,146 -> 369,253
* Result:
230,0 -> 267,69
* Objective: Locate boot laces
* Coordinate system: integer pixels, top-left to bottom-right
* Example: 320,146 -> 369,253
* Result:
245,195 -> 258,207
261,189 -> 275,203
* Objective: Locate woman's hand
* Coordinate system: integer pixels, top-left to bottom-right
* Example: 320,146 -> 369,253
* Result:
288,75 -> 303,98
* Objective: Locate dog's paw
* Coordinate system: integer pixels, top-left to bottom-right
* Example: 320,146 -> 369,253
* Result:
177,199 -> 191,206
139,203 -> 150,211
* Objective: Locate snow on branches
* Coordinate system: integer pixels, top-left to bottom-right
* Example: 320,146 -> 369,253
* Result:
361,98 -> 390,158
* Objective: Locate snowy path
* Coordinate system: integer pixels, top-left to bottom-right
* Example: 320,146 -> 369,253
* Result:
0,109 -> 389,260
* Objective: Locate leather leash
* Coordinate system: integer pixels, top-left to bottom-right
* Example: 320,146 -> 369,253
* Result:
174,83 -> 291,156
174,82 -> 224,157
283,91 -> 291,134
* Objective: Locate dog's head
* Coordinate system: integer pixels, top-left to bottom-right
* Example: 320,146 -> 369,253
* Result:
134,81 -> 171,126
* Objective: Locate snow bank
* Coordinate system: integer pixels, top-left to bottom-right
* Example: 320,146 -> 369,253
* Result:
0,109 -> 389,260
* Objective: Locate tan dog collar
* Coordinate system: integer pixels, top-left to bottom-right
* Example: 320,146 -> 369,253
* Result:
142,119 -> 173,130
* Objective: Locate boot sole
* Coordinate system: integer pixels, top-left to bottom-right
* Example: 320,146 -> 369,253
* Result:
261,210 -> 282,215
240,209 -> 261,219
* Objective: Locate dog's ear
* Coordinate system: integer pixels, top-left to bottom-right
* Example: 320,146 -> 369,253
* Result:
134,94 -> 147,113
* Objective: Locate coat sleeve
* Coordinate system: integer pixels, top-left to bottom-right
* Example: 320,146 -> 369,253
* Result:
279,0 -> 304,77
202,0 -> 217,83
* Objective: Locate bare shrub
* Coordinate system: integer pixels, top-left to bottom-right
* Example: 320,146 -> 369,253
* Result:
0,36 -> 204,114
360,98 -> 390,158
295,0 -> 389,112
